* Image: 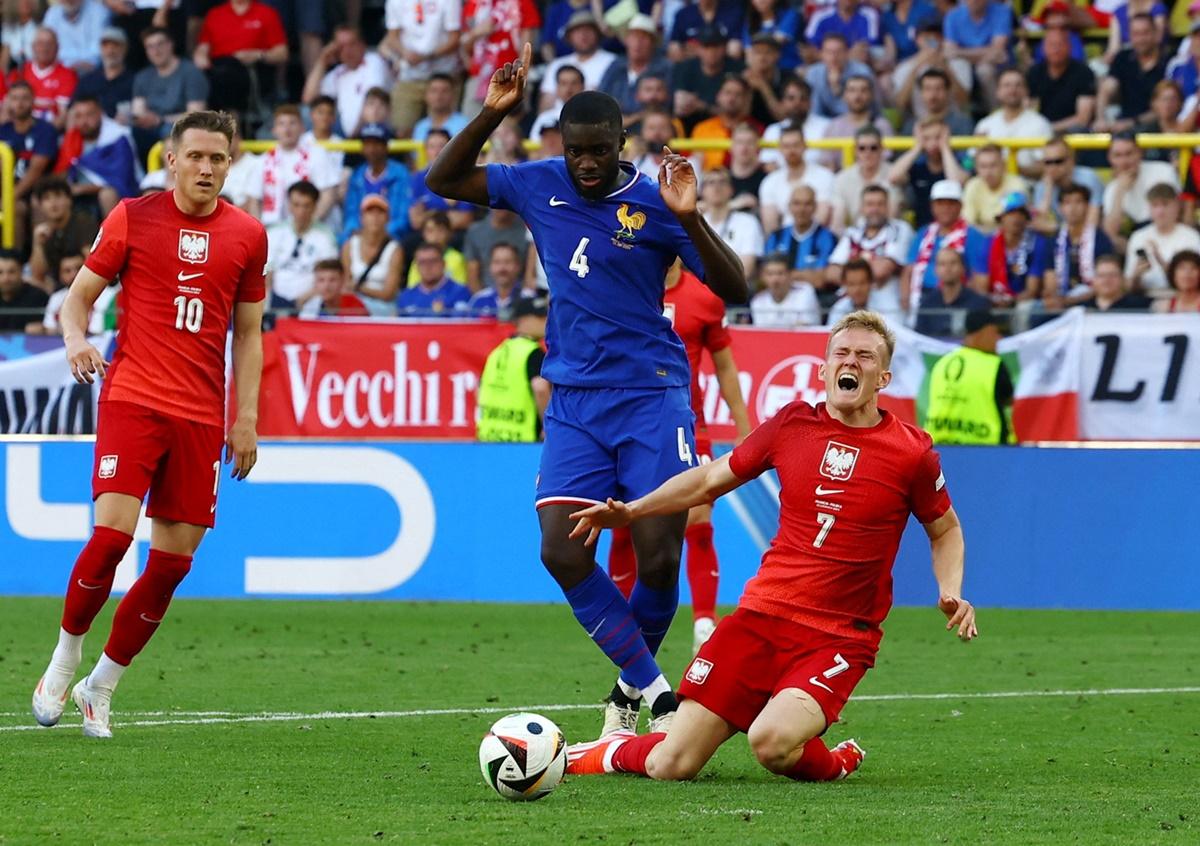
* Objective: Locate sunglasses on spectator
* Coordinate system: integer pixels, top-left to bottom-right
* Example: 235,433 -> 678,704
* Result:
857,144 -> 881,152
1043,158 -> 1067,165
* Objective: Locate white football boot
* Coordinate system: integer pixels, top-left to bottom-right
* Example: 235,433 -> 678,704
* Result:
71,677 -> 113,739
31,667 -> 74,727
600,700 -> 640,737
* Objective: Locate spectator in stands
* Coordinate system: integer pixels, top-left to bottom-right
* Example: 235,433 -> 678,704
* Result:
540,0 -> 590,61
888,117 -> 968,229
539,12 -> 614,112
1026,25 -> 1095,134
298,258 -> 369,318
671,24 -> 744,133
699,168 -> 764,279
1078,254 -> 1151,312
973,70 -> 1052,178
742,32 -> 786,126
894,21 -> 970,126
738,0 -> 802,71
130,26 -> 207,160
302,95 -> 344,172
962,144 -> 1029,233
765,185 -> 838,296
1095,13 -> 1167,133
251,104 -> 339,226
0,248 -> 48,330
469,242 -> 528,316
0,81 -> 57,251
43,0 -> 109,75
904,180 -> 990,316
1,0 -> 41,71
1155,250 -> 1200,313
342,122 -> 409,243
669,0 -> 743,62
381,0 -> 460,136
464,208 -> 528,293
728,122 -> 767,213
1103,0 -> 1167,66
1169,22 -> 1200,101
486,116 -> 526,166
881,0 -> 938,72
1102,133 -> 1180,252
827,184 -> 912,313
462,0 -> 540,116
411,73 -> 467,141
826,257 -> 889,325
407,212 -> 466,288
29,252 -> 84,335
536,122 -> 563,160
900,66 -> 973,135
623,73 -> 672,134
16,28 -> 78,129
342,194 -> 403,316
1136,81 -> 1191,164
1032,136 -> 1104,235
1044,183 -> 1112,310
987,193 -> 1050,306
55,95 -> 139,216
759,126 -> 835,234
221,129 -> 260,211
398,241 -> 471,316
1184,149 -> 1200,226
409,129 -> 474,233
915,248 -> 992,336
1125,183 -> 1200,292
531,64 -> 584,140
630,108 -> 680,178
819,74 -> 892,171
804,0 -> 883,65
74,27 -> 132,122
830,127 -> 900,235
749,252 -> 820,327
105,0 -> 187,72
192,0 -> 288,114
599,14 -> 669,116
942,0 -> 1012,111
761,75 -> 828,170
805,33 -> 873,119
266,180 -> 339,311
303,25 -> 391,138
691,76 -> 758,171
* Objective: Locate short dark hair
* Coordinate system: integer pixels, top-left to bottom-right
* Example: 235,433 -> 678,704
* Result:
273,103 -> 302,121
414,241 -> 444,258
425,128 -> 451,144
69,93 -> 102,110
365,86 -> 391,105
559,90 -> 624,135
760,252 -> 791,270
140,25 -> 171,43
1111,129 -> 1138,147
556,63 -> 584,84
1059,182 -> 1091,203
918,67 -> 950,88
1167,250 -> 1200,290
32,174 -> 71,200
310,94 -> 336,111
429,72 -> 455,86
171,110 -> 236,147
976,143 -> 1004,161
1129,12 -> 1156,28
489,241 -> 521,261
1146,182 -> 1177,203
288,179 -> 319,202
861,184 -> 889,201
855,125 -> 882,143
0,248 -> 21,265
1095,253 -> 1123,272
719,74 -> 751,94
5,80 -> 31,94
781,74 -> 810,97
314,258 -> 344,274
820,32 -> 848,47
423,211 -> 451,229
842,257 -> 873,282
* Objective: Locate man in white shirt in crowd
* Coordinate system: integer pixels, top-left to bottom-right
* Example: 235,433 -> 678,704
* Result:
381,0 -> 461,136
303,25 -> 392,138
761,76 -> 829,170
531,64 -> 584,140
42,0 -> 109,75
539,12 -> 615,112
1125,182 -> 1200,293
750,253 -> 821,327
758,126 -> 835,233
826,258 -> 886,325
700,168 -> 764,279
1102,131 -> 1180,253
300,95 -> 346,175
830,126 -> 900,234
973,69 -> 1052,178
826,184 -> 912,315
248,103 -> 341,226
266,180 -> 340,310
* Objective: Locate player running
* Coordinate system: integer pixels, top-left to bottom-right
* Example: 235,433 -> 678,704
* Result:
608,259 -> 751,653
566,311 -> 978,782
426,44 -> 747,735
31,111 -> 268,738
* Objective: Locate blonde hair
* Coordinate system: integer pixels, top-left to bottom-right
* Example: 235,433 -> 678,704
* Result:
827,310 -> 896,366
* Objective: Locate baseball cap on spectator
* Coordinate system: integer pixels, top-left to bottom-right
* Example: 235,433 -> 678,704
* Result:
359,122 -> 392,141
750,32 -> 782,49
361,194 -> 390,213
995,192 -> 1030,220
565,10 -> 601,35
514,294 -> 549,319
100,27 -> 127,44
696,24 -> 729,46
626,13 -> 658,39
1039,1 -> 1074,21
930,180 -> 963,202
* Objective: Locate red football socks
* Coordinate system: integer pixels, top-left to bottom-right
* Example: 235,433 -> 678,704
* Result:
607,526 -> 637,600
104,549 -> 192,666
612,731 -> 667,776
785,737 -> 842,782
684,522 -> 718,621
60,526 -> 134,635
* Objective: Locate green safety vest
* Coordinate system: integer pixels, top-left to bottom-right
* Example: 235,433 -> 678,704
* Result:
924,346 -> 1015,445
476,336 -> 541,443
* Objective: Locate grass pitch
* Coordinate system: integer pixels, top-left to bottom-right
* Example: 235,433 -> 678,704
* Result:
0,598 -> 1196,844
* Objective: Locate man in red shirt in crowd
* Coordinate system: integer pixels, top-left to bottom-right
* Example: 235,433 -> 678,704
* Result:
14,27 -> 78,129
30,110 -> 268,739
568,310 -> 977,782
608,258 -> 751,675
193,0 -> 288,72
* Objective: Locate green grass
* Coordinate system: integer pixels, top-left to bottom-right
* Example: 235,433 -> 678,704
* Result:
0,598 -> 1196,845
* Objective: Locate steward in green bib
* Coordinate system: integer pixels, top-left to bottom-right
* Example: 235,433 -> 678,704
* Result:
924,310 -> 1016,445
476,295 -> 551,442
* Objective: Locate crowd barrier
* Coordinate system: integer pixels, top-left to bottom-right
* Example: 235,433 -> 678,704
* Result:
1,439 -> 1196,611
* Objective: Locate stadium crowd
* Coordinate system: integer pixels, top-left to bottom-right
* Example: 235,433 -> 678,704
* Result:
1,0 -> 1199,337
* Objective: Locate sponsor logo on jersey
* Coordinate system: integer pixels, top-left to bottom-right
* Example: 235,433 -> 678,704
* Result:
755,354 -> 827,422
819,441 -> 859,481
97,454 -> 118,479
178,229 -> 210,264
935,471 -> 945,491
613,203 -> 645,245
685,657 -> 713,685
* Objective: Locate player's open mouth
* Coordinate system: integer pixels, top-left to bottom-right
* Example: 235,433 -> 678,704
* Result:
577,174 -> 602,188
837,372 -> 860,392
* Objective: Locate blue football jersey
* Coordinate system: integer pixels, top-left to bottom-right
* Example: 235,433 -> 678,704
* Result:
486,159 -> 707,389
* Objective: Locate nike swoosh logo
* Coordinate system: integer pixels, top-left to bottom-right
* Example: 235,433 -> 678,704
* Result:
177,271 -> 204,282
548,196 -> 569,207
815,485 -> 845,496
611,573 -> 632,582
77,579 -> 104,590
586,617 -> 607,638
139,613 -> 163,624
808,676 -> 834,694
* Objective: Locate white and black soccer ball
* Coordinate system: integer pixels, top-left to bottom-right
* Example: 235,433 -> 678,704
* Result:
478,713 -> 567,801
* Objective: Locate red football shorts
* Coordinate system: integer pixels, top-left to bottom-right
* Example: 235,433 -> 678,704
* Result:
92,400 -> 225,528
677,607 -> 875,732
695,428 -> 713,465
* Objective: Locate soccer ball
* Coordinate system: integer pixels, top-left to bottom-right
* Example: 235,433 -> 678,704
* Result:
478,713 -> 567,801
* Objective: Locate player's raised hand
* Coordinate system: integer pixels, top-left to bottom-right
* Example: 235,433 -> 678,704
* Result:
65,337 -> 108,384
225,418 -> 258,481
657,147 -> 698,217
938,594 -> 978,641
484,41 -> 532,115
569,498 -> 634,547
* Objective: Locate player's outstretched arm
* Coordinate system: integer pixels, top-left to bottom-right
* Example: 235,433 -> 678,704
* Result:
924,506 -> 978,641
657,149 -> 749,304
569,454 -> 744,546
426,42 -> 532,206
227,299 -> 265,481
60,265 -> 112,384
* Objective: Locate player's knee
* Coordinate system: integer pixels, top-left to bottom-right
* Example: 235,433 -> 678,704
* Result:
631,543 -> 681,590
645,745 -> 702,781
147,551 -> 192,586
748,724 -> 799,774
539,540 -> 593,589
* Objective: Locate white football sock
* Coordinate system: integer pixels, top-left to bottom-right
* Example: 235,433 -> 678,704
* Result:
641,674 -> 672,706
49,628 -> 84,676
617,678 -> 641,701
88,652 -> 127,695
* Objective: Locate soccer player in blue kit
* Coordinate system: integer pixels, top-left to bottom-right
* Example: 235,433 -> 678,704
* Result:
428,44 -> 747,736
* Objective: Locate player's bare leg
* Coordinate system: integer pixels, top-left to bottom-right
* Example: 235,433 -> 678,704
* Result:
568,698 -> 736,779
538,505 -> 680,737
32,493 -> 139,728
683,502 -> 718,652
72,517 -> 206,738
747,688 -> 865,781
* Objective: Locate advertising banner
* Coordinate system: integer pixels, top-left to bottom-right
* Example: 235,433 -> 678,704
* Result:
0,333 -> 112,435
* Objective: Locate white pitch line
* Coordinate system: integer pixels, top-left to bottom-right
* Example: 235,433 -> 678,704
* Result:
2,686 -> 1198,734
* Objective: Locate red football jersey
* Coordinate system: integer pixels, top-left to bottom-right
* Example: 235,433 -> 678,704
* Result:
16,62 -> 77,122
86,192 -> 268,428
729,402 -> 952,649
198,1 -> 287,59
664,271 -> 731,423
